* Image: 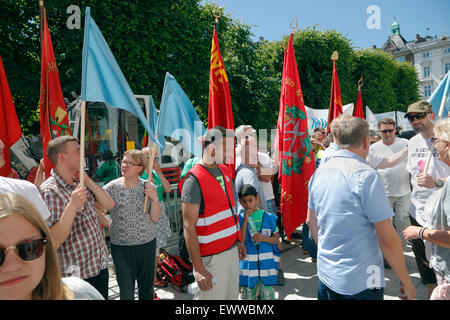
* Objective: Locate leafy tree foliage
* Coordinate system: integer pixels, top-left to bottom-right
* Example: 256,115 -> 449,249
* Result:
0,0 -> 420,136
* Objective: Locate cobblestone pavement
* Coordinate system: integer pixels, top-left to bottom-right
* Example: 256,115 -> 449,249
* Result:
106,233 -> 428,301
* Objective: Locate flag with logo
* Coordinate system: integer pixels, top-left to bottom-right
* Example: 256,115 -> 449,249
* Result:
0,57 -> 22,177
40,4 -> 71,178
276,34 -> 315,239
208,26 -> 234,175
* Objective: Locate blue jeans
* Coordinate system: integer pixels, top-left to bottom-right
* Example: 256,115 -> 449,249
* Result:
318,280 -> 384,300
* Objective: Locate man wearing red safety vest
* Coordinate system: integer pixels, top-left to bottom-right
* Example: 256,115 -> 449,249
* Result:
180,126 -> 246,300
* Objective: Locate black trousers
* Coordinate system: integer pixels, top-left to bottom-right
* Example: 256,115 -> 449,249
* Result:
85,268 -> 109,300
111,239 -> 156,300
409,216 -> 437,285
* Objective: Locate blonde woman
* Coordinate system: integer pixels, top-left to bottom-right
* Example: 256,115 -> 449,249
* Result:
403,117 -> 450,300
103,149 -> 161,300
141,147 -> 172,293
0,192 -> 103,300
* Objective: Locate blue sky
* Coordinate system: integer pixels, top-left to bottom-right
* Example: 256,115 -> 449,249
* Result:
210,0 -> 450,49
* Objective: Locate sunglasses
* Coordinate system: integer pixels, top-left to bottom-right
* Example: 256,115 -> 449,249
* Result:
380,129 -> 395,133
0,238 -> 48,266
406,113 -> 427,122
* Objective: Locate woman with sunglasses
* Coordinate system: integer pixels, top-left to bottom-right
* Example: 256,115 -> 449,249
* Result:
103,149 -> 161,300
0,192 -> 103,300
403,117 -> 450,300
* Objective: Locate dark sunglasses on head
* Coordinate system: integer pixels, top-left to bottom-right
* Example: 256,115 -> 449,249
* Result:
406,113 -> 427,122
380,129 -> 394,133
0,238 -> 48,266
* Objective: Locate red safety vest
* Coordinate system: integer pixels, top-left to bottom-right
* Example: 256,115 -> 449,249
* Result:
179,164 -> 241,256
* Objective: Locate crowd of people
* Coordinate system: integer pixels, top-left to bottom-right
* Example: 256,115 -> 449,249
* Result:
0,99 -> 448,301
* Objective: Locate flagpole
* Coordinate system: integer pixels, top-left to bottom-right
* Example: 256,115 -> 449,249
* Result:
79,100 -> 86,187
143,139 -> 157,213
327,51 -> 339,133
213,4 -> 222,31
423,79 -> 450,174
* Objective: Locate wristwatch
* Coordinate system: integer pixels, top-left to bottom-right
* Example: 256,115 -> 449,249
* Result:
435,179 -> 444,188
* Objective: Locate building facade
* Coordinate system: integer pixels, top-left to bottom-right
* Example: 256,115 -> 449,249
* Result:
381,18 -> 450,99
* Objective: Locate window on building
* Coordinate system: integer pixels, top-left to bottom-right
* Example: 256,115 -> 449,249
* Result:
444,48 -> 450,55
423,66 -> 431,78
424,84 -> 432,98
397,56 -> 406,62
423,52 -> 430,58
445,62 -> 450,74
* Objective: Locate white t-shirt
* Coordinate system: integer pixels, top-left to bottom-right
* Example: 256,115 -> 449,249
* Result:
406,133 -> 450,226
257,152 -> 275,201
366,150 -> 384,169
0,177 -> 51,222
370,138 -> 410,197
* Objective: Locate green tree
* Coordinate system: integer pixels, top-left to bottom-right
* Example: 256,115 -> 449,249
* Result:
1,1 -> 420,137
353,48 -> 420,113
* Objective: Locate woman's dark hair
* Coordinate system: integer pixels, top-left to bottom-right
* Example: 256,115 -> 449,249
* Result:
238,184 -> 258,199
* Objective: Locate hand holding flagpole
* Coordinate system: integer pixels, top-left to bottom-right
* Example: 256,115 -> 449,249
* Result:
79,101 -> 86,187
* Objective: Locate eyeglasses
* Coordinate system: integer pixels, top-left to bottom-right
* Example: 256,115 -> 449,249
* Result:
406,113 -> 427,122
0,238 -> 48,266
380,129 -> 395,134
121,160 -> 141,167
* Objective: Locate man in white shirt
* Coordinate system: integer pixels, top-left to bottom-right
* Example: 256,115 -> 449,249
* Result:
370,118 -> 410,249
0,138 -> 51,222
321,115 -> 408,169
404,100 -> 449,297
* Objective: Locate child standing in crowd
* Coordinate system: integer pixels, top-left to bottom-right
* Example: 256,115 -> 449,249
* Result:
238,184 -> 280,300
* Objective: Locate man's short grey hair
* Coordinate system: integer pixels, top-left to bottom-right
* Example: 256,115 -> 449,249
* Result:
235,125 -> 256,144
329,115 -> 347,138
334,114 -> 369,149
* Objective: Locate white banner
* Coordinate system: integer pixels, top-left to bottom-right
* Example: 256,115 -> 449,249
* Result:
305,103 -> 354,133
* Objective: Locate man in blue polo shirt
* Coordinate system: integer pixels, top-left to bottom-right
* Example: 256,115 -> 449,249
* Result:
307,115 -> 416,300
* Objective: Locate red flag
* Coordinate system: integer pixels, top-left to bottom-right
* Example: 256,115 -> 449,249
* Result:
353,82 -> 365,119
0,57 -> 22,177
208,26 -> 234,176
327,59 -> 343,134
39,5 -> 71,178
276,34 -> 315,239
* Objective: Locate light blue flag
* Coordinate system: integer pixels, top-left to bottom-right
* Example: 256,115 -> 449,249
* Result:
157,72 -> 206,157
81,7 -> 160,147
148,95 -> 165,148
429,71 -> 450,118
148,95 -> 158,133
